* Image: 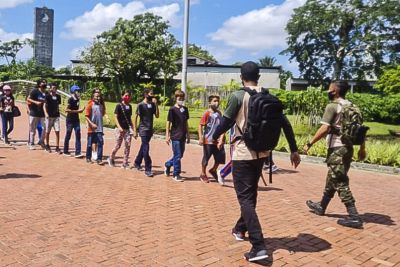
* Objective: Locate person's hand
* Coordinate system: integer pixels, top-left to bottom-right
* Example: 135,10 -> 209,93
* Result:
91,123 -> 97,130
152,97 -> 158,105
166,136 -> 171,145
290,152 -> 301,169
133,130 -> 138,140
358,148 -> 366,161
303,144 -> 310,154
118,127 -> 124,133
79,106 -> 85,113
198,139 -> 203,146
186,135 -> 191,144
217,140 -> 224,150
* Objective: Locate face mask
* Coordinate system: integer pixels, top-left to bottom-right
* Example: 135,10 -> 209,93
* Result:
328,91 -> 335,101
210,103 -> 219,110
177,100 -> 184,106
122,96 -> 131,103
146,96 -> 153,102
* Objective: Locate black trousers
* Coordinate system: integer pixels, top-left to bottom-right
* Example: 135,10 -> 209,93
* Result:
232,158 -> 266,250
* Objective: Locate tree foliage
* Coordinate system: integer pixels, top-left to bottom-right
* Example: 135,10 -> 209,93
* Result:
82,13 -> 178,92
258,56 -> 277,67
282,0 -> 400,81
175,44 -> 216,63
0,38 -> 34,66
375,65 -> 400,95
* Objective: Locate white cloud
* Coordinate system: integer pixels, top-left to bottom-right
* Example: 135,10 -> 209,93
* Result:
0,0 -> 32,9
0,28 -> 33,61
61,1 -> 180,41
209,0 -> 305,51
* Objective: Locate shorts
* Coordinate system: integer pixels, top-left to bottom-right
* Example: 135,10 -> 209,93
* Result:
45,117 -> 60,132
202,144 -> 226,166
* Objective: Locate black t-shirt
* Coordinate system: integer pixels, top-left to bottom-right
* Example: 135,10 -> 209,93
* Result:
136,102 -> 156,136
114,103 -> 133,130
29,88 -> 46,117
45,94 -> 61,118
167,105 -> 189,141
66,96 -> 80,123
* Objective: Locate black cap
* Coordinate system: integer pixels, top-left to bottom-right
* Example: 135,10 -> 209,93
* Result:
241,61 -> 260,82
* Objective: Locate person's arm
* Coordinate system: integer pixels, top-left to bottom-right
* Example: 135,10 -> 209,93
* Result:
85,103 -> 97,130
44,101 -> 49,118
198,124 -> 204,145
153,99 -> 159,118
186,109 -> 190,143
27,91 -> 41,106
280,114 -> 301,168
212,94 -> 240,140
165,121 -> 171,145
358,141 -> 367,161
114,113 -> 123,131
303,124 -> 330,154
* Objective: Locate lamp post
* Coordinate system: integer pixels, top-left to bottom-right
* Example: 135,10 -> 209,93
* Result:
181,0 -> 190,94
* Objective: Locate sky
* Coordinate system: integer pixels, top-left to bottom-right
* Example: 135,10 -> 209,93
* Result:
0,0 -> 305,75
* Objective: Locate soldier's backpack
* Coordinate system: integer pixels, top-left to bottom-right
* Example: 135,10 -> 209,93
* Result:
238,87 -> 284,152
338,102 -> 369,146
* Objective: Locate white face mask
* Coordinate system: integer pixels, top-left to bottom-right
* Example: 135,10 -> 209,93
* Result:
177,100 -> 184,106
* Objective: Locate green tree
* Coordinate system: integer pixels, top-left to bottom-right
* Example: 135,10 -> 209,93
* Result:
281,0 -> 400,81
375,65 -> 400,95
175,44 -> 217,63
279,70 -> 293,89
258,56 -> 276,67
82,13 -> 178,92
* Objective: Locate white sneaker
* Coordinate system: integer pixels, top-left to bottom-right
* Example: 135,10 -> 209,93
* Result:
263,164 -> 279,173
29,145 -> 35,150
92,151 -> 97,161
172,175 -> 184,182
217,169 -> 225,186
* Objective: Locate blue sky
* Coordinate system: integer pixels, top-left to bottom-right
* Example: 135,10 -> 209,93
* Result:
0,0 -> 305,74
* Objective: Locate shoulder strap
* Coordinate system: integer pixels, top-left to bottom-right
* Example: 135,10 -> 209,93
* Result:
120,103 -> 132,127
241,87 -> 257,96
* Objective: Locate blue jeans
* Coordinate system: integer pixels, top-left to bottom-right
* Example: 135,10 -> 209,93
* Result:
165,139 -> 186,176
134,135 -> 152,171
64,121 -> 81,154
1,112 -> 14,142
86,132 -> 104,160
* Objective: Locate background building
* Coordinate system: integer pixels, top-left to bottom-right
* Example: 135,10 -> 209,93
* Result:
34,7 -> 54,67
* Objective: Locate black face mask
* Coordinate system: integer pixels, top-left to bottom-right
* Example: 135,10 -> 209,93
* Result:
328,91 -> 335,101
146,96 -> 153,102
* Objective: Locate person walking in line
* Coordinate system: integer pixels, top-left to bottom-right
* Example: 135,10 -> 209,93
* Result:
198,95 -> 225,183
0,85 -> 15,144
212,61 -> 301,262
44,83 -> 62,153
304,80 -> 366,229
27,79 -> 47,150
133,88 -> 159,177
107,91 -> 134,169
85,91 -> 105,165
63,85 -> 85,158
164,90 -> 190,182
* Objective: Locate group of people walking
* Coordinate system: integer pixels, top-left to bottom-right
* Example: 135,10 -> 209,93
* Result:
1,60 -> 367,262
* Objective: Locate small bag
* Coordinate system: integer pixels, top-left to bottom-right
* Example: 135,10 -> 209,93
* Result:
12,106 -> 21,117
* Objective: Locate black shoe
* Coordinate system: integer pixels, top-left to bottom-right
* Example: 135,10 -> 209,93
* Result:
63,152 -> 71,156
132,163 -> 141,170
306,200 -> 325,216
337,216 -> 363,229
244,248 -> 269,262
45,145 -> 51,153
55,147 -> 61,154
164,164 -> 171,177
96,160 -> 104,165
86,158 -> 93,164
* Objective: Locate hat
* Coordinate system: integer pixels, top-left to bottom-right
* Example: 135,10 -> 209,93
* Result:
3,85 -> 11,91
70,85 -> 81,93
241,61 -> 260,81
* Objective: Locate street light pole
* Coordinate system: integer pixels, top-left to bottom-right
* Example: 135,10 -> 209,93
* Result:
181,0 -> 190,94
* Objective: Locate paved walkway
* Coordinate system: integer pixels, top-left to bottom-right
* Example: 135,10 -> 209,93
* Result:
0,104 -> 399,266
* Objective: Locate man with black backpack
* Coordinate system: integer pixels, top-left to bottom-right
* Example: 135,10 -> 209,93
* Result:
304,80 -> 367,229
213,61 -> 301,262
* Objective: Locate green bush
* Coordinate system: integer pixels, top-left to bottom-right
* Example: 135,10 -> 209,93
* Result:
375,65 -> 400,95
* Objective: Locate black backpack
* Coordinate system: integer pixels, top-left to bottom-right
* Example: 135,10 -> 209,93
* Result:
239,87 -> 284,152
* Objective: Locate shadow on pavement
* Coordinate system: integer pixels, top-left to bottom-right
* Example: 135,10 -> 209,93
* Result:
252,233 -> 332,266
326,212 -> 396,226
0,173 -> 42,179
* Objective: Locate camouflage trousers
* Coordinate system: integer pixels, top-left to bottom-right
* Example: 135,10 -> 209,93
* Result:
323,146 -> 355,205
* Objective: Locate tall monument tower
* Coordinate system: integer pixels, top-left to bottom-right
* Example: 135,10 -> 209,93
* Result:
34,7 -> 54,67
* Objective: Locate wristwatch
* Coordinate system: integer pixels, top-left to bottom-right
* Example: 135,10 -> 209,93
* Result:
306,142 -> 313,148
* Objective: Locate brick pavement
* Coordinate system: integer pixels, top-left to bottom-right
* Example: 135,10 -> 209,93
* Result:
0,103 -> 399,266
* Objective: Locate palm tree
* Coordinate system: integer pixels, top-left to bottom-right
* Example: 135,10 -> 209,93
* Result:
258,56 -> 277,67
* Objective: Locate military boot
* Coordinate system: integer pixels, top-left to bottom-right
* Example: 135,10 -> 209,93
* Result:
306,195 -> 331,216
337,204 -> 363,229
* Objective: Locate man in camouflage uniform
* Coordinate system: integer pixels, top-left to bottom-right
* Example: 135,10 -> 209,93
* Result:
303,80 -> 366,229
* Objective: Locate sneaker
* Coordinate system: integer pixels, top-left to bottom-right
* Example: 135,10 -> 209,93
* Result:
29,145 -> 35,150
217,169 -> 225,186
172,175 -> 183,182
38,141 -> 46,149
55,147 -> 61,154
96,160 -> 104,165
263,164 -> 279,173
132,163 -> 141,170
145,171 -> 154,177
164,164 -> 171,177
63,152 -> 71,156
86,158 -> 93,164
45,145 -> 51,153
244,248 -> 269,262
121,164 -> 129,169
208,169 -> 218,181
74,153 -> 84,159
200,174 -> 209,183
91,151 -> 97,161
232,229 -> 245,241
306,200 -> 325,216
107,157 -> 115,167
